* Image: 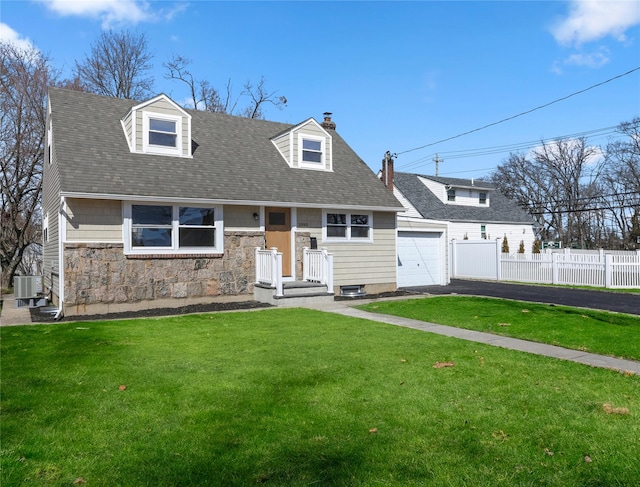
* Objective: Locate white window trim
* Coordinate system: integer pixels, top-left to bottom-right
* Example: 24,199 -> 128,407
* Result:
123,202 -> 223,255
322,210 -> 373,243
298,133 -> 326,170
43,213 -> 49,243
142,111 -> 183,156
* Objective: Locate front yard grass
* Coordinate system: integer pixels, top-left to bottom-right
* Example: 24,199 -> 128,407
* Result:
2,308 -> 639,486
359,296 -> 640,361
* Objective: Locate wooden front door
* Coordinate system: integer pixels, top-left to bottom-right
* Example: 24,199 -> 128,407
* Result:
265,207 -> 292,277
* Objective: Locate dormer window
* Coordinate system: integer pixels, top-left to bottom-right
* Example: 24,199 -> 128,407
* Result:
298,133 -> 326,169
149,118 -> 177,147
447,188 -> 456,201
479,192 -> 487,204
142,111 -> 183,156
302,139 -> 322,163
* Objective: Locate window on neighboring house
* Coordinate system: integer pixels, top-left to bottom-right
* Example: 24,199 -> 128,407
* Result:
481,225 -> 487,239
127,203 -> 222,254
479,192 -> 487,204
447,188 -> 456,201
324,211 -> 372,241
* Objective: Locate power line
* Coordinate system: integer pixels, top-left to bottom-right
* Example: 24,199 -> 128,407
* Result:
396,125 -> 619,173
395,66 -> 640,158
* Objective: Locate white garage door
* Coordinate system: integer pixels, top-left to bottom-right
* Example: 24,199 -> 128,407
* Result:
397,231 -> 442,287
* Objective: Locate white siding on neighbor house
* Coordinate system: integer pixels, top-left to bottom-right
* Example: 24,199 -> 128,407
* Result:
297,209 -> 396,288
447,188 -> 491,207
394,188 -> 422,219
449,222 -> 536,253
419,177 -> 447,203
65,198 -> 123,242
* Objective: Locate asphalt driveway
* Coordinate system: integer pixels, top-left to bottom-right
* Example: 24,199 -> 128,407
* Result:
404,279 -> 640,316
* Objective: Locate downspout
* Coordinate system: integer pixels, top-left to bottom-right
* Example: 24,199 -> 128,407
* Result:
54,196 -> 65,320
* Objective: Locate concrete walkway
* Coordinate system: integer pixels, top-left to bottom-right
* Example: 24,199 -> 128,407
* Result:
308,299 -> 640,376
0,294 -> 33,326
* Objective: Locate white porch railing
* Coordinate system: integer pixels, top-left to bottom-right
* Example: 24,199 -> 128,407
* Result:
303,247 -> 334,291
255,247 -> 283,297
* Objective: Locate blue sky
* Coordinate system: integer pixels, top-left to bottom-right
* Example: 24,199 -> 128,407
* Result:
2,0 -> 639,177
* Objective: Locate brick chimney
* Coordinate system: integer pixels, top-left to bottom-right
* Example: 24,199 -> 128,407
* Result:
321,112 -> 336,130
380,151 -> 394,191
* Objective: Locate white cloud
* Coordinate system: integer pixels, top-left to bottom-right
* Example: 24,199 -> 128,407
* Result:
35,0 -> 186,29
0,22 -> 35,50
565,47 -> 611,68
551,0 -> 640,46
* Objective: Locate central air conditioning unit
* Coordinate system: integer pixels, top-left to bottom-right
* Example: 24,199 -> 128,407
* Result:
13,276 -> 46,308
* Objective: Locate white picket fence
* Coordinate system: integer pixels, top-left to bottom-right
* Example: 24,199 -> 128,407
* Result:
450,239 -> 640,289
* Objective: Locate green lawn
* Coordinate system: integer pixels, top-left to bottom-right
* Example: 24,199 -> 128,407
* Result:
2,308 -> 639,486
359,296 -> 640,361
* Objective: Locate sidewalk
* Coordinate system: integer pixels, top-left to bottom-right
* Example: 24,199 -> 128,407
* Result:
309,299 -> 640,376
0,294 -> 34,326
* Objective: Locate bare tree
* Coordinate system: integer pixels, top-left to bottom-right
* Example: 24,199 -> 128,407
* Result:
75,30 -> 153,100
164,55 -> 286,118
0,42 -> 54,288
602,118 -> 640,247
492,138 -> 604,248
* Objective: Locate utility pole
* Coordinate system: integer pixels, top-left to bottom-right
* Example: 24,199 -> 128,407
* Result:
433,153 -> 443,176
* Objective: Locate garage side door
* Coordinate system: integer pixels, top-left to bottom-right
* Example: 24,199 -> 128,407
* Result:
397,231 -> 441,287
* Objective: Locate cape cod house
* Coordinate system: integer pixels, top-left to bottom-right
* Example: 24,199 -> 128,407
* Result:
380,162 -> 535,287
43,88 -> 403,316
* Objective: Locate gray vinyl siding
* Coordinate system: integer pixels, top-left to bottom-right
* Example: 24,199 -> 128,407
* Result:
271,133 -> 291,165
121,112 -> 133,150
297,209 -> 397,287
65,198 -> 123,242
42,101 -> 62,300
224,205 -> 261,230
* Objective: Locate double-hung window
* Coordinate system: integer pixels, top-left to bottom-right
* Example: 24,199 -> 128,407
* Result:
479,192 -> 487,205
447,188 -> 456,202
126,203 -> 222,254
298,134 -> 325,169
324,211 -> 372,242
143,112 -> 182,156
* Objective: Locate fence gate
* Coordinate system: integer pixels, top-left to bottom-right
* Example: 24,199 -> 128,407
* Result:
450,239 -> 500,280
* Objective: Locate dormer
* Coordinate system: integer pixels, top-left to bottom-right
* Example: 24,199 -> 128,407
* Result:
121,94 -> 192,158
271,116 -> 333,172
419,176 -> 492,207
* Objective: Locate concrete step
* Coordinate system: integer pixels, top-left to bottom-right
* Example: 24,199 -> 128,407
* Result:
254,281 -> 334,307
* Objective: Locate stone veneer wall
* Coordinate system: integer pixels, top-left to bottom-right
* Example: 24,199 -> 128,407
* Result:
63,232 -> 264,311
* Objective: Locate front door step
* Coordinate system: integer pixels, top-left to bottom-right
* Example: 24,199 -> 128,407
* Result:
254,281 -> 334,307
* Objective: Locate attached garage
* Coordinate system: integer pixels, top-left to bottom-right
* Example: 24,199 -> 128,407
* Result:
397,231 -> 444,287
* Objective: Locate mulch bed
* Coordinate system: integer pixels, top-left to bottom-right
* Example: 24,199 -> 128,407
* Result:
29,289 -> 420,323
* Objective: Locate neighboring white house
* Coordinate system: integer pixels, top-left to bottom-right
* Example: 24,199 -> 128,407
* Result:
379,165 -> 536,288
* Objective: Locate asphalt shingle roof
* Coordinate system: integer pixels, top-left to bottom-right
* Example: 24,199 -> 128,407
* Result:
48,88 -> 403,210
394,172 -> 533,223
